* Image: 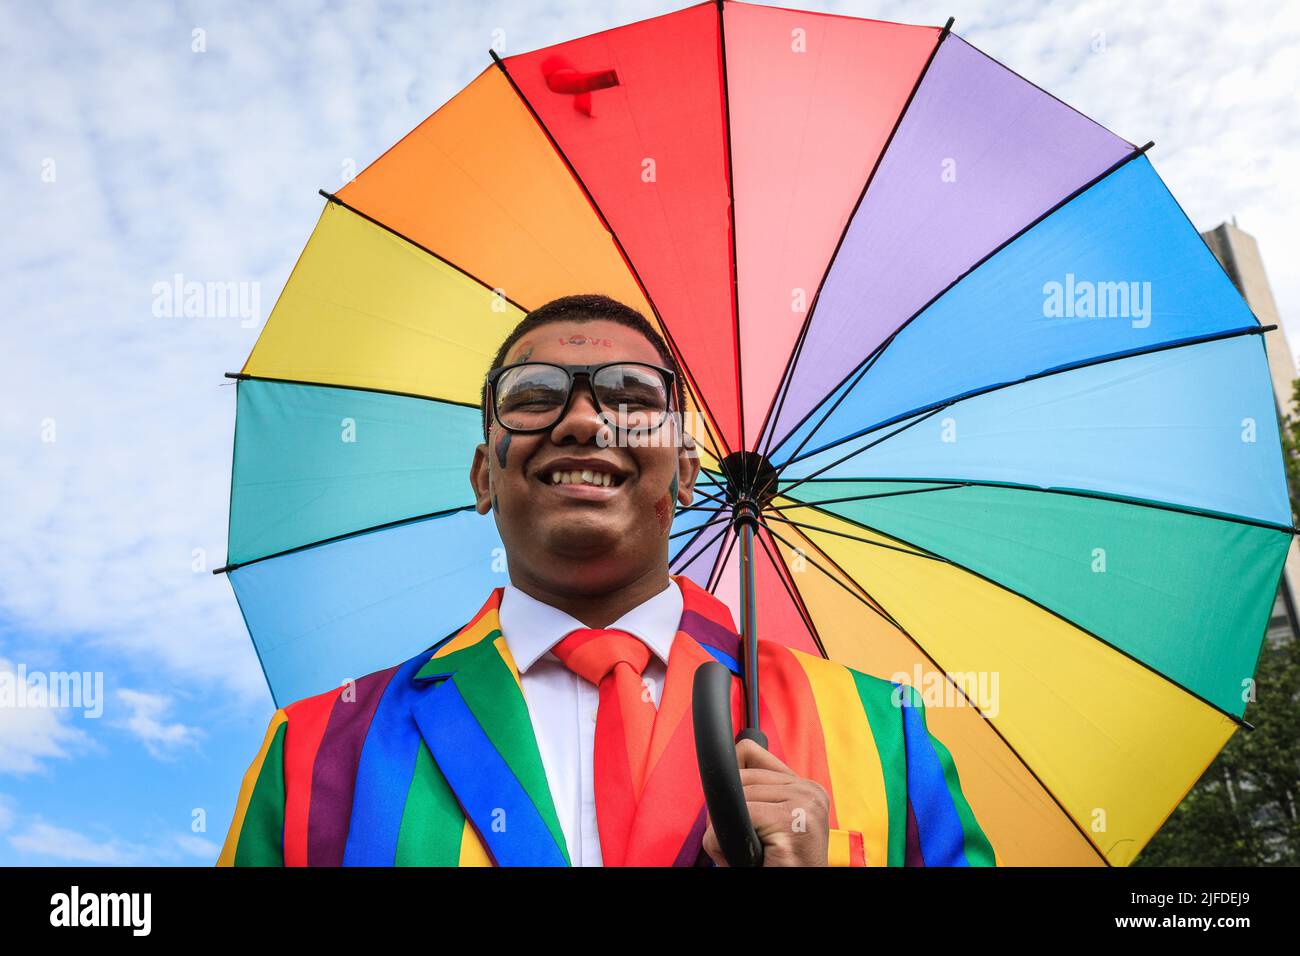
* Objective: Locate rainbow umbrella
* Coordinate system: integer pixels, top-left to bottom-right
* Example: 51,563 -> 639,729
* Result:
217,1 -> 1294,866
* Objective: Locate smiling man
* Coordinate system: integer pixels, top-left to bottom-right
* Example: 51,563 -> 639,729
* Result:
218,293 -> 995,868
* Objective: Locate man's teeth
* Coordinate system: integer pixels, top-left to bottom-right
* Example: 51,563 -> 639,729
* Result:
548,470 -> 617,487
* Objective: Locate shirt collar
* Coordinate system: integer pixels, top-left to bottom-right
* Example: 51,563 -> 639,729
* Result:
499,577 -> 683,674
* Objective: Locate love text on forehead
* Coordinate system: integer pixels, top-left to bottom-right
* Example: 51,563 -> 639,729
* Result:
556,335 -> 613,347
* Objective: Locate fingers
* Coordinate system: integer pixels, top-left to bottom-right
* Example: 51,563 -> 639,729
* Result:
733,749 -> 830,808
734,737 -> 795,774
744,798 -> 801,833
701,820 -> 728,867
734,783 -> 807,805
703,784 -> 832,868
736,767 -> 798,787
704,741 -> 833,868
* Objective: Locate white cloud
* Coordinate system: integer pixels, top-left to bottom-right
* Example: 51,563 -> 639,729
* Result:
0,658 -> 95,775
171,832 -> 221,860
0,794 -> 16,832
8,821 -> 135,865
3,804 -> 220,865
0,706 -> 92,776
111,689 -> 203,759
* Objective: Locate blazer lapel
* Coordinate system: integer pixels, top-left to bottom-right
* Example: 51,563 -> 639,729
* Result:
407,576 -> 747,868
409,590 -> 570,867
622,575 -> 746,866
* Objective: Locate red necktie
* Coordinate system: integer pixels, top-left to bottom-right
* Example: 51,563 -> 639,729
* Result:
550,627 -> 657,867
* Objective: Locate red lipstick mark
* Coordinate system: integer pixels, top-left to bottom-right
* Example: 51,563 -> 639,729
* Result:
654,491 -> 671,533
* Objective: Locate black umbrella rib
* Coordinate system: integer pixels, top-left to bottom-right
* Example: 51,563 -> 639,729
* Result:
769,495 -> 1257,732
759,523 -> 907,649
773,405 -> 946,503
763,512 -> 946,562
766,482 -> 967,512
670,510 -> 731,540
761,140 -> 1155,472
674,501 -> 727,519
689,420 -> 730,477
317,190 -> 532,315
212,503 -> 481,575
716,0 -> 746,485
670,519 -> 732,577
961,35 -> 1138,149
749,523 -> 829,659
665,494 -> 728,554
769,322 -> 1279,501
708,523 -> 742,594
760,520 -> 1113,867
776,475 -> 1297,537
754,17 -> 956,463
488,48 -> 735,470
685,482 -> 730,509
224,371 -> 480,410
675,504 -> 731,526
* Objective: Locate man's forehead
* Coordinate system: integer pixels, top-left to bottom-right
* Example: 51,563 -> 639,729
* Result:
506,325 -> 660,364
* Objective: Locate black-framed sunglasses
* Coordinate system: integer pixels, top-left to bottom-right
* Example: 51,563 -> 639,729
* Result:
485,361 -> 678,435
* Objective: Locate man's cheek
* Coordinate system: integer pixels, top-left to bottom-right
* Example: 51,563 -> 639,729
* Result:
494,430 -> 512,468
653,486 -> 672,534
656,498 -> 672,533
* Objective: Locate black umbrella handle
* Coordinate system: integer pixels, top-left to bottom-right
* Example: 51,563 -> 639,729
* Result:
692,660 -> 768,867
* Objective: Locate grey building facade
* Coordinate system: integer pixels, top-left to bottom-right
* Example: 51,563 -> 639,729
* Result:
1202,221 -> 1298,647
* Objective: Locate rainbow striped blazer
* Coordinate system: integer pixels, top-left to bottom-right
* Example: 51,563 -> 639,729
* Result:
218,573 -> 994,867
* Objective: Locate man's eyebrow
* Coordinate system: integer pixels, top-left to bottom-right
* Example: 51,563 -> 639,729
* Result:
507,343 -> 535,364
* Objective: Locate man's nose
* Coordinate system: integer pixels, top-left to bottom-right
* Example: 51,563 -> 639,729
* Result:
549,385 -> 610,443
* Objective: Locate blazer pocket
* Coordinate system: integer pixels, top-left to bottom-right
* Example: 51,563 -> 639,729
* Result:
827,827 -> 868,867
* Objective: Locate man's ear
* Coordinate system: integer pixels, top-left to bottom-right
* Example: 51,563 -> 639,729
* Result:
676,429 -> 701,507
471,443 -> 492,515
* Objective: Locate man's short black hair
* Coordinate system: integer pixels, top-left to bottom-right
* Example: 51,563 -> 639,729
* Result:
480,293 -> 686,440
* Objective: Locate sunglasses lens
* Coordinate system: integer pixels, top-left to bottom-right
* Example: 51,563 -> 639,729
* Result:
593,364 -> 670,431
495,365 -> 570,431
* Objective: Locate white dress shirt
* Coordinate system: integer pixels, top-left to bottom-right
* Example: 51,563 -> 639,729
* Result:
497,576 -> 683,866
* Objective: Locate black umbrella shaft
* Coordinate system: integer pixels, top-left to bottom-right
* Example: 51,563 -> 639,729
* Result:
739,516 -> 761,733
719,449 -> 777,741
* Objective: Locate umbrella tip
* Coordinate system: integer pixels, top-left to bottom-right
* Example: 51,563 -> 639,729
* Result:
943,16 -> 955,33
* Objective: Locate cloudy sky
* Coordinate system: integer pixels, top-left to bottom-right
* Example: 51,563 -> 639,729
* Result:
1,0 -> 1297,865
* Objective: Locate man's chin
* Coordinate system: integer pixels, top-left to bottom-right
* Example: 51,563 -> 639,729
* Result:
534,525 -> 629,561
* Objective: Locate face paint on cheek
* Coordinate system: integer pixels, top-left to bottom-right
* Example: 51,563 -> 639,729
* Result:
655,474 -> 677,534
495,429 -> 512,469
492,492 -> 499,514
654,492 -> 671,533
